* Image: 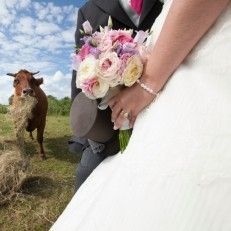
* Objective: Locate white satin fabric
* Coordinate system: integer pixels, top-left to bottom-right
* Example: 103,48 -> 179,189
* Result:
51,1 -> 231,230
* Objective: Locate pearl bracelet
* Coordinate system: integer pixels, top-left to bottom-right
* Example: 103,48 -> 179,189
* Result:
136,79 -> 159,97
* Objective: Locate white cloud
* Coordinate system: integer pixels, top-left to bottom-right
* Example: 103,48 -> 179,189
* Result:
19,0 -> 31,8
33,2 -> 68,24
0,40 -> 24,52
35,21 -> 61,35
0,76 -> 14,104
0,32 -> 7,42
5,0 -> 18,8
62,28 -> 75,43
41,71 -> 72,99
0,0 -> 32,27
0,4 -> 15,27
13,34 -> 36,46
15,16 -> 35,35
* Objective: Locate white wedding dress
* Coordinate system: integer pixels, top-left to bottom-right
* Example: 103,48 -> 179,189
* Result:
51,1 -> 231,230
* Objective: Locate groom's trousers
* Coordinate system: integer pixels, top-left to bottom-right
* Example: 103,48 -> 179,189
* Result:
70,133 -> 120,191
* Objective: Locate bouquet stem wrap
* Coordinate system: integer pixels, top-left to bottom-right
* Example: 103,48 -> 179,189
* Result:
119,129 -> 132,152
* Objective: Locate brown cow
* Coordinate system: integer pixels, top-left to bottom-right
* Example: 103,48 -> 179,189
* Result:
7,69 -> 48,160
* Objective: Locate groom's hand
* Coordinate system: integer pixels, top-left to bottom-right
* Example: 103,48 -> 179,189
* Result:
108,84 -> 155,130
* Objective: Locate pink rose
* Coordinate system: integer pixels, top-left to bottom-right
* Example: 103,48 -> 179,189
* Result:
110,30 -> 133,44
97,52 -> 121,84
81,78 -> 97,93
80,77 -> 109,99
78,44 -> 91,60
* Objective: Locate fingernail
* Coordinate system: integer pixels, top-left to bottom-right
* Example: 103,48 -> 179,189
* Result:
113,125 -> 118,130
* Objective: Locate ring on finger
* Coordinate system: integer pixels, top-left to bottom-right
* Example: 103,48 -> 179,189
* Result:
121,110 -> 130,119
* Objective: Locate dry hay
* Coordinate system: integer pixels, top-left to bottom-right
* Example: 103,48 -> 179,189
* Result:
0,95 -> 37,205
9,95 -> 38,147
0,143 -> 29,205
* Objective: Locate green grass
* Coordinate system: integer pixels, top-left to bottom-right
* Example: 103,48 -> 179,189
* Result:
0,114 -> 79,231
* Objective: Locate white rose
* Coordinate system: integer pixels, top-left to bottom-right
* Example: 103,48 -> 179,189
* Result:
77,55 -> 98,88
91,78 -> 110,99
78,77 -> 109,99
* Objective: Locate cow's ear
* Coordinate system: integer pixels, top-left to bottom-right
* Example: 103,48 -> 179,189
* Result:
35,78 -> 43,86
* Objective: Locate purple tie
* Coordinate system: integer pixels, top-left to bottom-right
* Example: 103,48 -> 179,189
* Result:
130,0 -> 144,15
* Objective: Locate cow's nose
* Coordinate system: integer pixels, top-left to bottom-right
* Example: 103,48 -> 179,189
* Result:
22,88 -> 34,95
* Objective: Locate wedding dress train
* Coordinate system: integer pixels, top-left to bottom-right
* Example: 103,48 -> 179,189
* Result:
51,1 -> 231,230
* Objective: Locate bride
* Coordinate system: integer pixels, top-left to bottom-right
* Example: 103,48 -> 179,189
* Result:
51,0 -> 231,230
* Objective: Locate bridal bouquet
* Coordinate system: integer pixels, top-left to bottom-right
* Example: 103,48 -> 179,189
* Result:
72,17 -> 149,151
72,17 -> 149,101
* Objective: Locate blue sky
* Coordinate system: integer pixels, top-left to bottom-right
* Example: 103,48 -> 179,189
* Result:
0,0 -> 87,104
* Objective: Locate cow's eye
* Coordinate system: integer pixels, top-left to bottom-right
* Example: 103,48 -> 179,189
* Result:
13,79 -> 19,86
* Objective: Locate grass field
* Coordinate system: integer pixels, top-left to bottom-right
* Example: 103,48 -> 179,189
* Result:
0,113 -> 79,230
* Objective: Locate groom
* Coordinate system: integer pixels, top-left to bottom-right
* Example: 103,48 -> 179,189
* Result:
70,0 -> 163,190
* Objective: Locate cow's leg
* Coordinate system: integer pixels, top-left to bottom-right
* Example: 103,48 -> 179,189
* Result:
37,124 -> 46,160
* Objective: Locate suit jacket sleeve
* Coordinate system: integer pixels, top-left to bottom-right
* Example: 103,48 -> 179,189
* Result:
71,8 -> 86,101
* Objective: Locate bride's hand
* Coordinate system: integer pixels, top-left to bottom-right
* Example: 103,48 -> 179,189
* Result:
108,84 -> 155,129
